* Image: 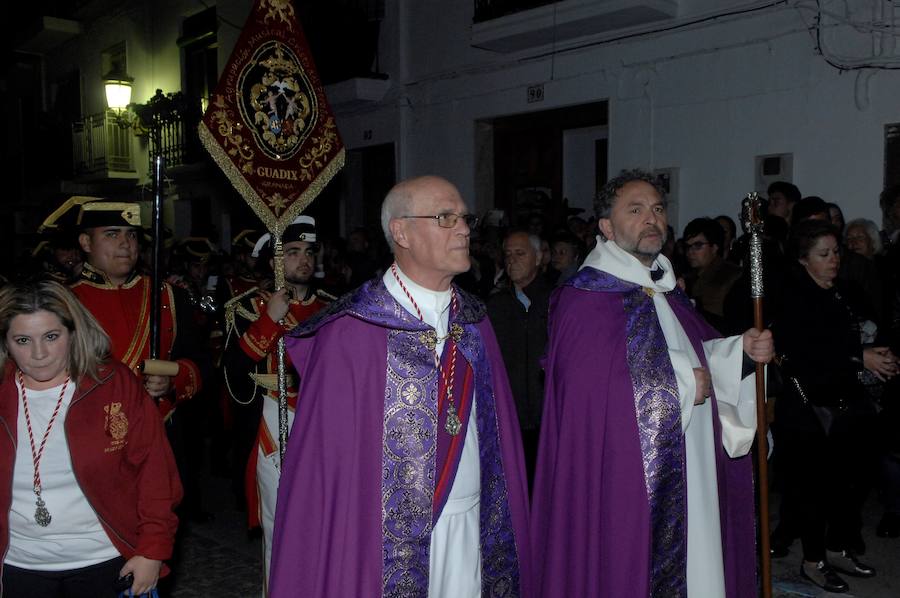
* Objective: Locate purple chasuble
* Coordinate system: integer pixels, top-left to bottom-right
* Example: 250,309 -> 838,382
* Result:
530,267 -> 756,598
268,279 -> 533,598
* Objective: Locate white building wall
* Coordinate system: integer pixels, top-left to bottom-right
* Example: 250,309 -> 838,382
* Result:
333,0 -> 900,231
44,0 -> 900,234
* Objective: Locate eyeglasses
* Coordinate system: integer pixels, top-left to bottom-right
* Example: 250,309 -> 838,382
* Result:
685,241 -> 710,251
399,213 -> 479,229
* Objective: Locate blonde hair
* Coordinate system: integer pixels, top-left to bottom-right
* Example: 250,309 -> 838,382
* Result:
0,279 -> 111,382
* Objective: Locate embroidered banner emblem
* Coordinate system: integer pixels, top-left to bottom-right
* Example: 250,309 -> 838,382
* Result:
238,41 -> 315,160
199,0 -> 344,234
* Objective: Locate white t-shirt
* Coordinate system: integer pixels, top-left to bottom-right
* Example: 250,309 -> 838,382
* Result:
5,378 -> 119,570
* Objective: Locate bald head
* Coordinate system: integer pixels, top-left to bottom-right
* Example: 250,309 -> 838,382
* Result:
382,176 -> 472,291
381,176 -> 458,249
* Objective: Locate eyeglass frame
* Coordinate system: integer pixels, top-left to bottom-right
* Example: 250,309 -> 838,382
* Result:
397,212 -> 479,229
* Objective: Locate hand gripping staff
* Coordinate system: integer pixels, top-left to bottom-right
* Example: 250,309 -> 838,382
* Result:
742,192 -> 771,598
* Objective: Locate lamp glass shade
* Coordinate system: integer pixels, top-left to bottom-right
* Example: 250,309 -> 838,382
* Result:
104,80 -> 133,111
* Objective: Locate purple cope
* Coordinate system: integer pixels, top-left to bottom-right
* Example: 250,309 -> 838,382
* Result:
268,278 -> 532,598
531,267 -> 756,598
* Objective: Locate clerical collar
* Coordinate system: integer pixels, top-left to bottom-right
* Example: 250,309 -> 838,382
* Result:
580,237 -> 676,292
383,263 -> 452,334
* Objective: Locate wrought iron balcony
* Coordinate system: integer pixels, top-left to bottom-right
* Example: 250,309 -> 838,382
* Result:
132,90 -> 204,172
71,111 -> 137,180
71,91 -> 206,180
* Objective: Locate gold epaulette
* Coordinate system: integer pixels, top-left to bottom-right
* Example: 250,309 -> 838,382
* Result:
223,286 -> 262,335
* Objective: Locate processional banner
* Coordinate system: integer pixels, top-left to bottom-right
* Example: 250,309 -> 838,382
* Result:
199,0 -> 344,234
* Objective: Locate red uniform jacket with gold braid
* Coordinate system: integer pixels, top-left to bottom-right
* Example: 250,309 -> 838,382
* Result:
221,286 -> 330,528
71,263 -> 202,419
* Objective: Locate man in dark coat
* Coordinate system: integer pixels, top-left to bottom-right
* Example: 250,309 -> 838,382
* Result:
487,230 -> 551,485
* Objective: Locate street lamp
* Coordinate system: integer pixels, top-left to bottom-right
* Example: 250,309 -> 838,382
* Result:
102,69 -> 136,128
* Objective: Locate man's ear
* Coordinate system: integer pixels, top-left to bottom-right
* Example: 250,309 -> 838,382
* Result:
598,219 -> 614,241
389,219 -> 410,250
78,232 -> 92,254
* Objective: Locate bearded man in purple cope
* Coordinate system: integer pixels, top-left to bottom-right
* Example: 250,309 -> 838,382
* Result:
531,169 -> 774,598
268,175 -> 532,598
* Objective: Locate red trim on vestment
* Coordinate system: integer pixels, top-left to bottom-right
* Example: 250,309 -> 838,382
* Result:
433,363 -> 474,509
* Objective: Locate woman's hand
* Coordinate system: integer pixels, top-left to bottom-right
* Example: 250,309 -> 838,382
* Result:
119,555 -> 162,595
863,347 -> 899,381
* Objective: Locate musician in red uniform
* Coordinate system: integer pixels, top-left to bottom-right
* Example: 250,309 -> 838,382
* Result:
68,201 -> 201,413
221,215 -> 331,591
64,199 -> 208,521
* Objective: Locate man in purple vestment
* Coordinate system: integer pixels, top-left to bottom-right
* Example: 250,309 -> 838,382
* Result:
531,169 -> 773,598
269,176 -> 532,598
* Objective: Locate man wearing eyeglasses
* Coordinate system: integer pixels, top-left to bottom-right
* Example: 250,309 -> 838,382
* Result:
269,176 -> 532,597
683,217 -> 742,330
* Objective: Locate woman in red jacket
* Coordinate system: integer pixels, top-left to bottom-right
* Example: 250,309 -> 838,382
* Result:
0,279 -> 182,597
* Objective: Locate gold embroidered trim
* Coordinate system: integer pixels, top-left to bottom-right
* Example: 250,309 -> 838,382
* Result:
199,119 -> 345,236
121,277 -> 152,369
166,284 -> 178,355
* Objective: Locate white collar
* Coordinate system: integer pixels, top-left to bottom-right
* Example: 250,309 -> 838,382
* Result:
383,263 -> 452,332
580,237 -> 676,293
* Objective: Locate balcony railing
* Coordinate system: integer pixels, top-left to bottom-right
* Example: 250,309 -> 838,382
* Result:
71,111 -> 137,178
474,0 -> 560,23
133,90 -> 204,172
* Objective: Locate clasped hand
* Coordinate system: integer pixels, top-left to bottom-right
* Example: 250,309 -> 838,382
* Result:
864,346 -> 900,381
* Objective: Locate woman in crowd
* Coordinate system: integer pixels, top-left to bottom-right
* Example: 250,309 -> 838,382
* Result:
843,218 -> 891,325
844,218 -> 883,261
773,219 -> 898,593
0,279 -> 182,597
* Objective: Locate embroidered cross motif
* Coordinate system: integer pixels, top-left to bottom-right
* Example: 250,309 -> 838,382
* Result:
386,489 -> 431,537
386,411 -> 432,453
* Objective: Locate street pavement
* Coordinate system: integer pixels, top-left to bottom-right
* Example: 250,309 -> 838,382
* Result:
161,470 -> 262,598
160,462 -> 900,598
770,496 -> 900,598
